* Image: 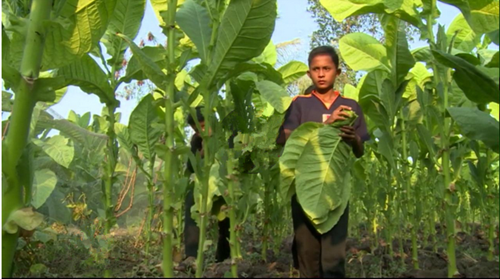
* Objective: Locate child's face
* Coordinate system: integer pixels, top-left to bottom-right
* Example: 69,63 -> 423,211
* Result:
307,54 -> 340,91
191,121 -> 212,136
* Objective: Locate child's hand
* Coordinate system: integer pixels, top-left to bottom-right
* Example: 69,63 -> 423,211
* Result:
323,105 -> 352,124
340,126 -> 358,145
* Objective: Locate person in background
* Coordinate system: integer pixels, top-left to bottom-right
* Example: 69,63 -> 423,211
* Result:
183,107 -> 231,263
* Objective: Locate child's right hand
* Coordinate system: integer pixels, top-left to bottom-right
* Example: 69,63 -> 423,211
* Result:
323,105 -> 352,124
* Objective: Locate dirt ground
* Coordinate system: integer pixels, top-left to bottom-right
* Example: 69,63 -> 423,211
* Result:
12,223 -> 500,278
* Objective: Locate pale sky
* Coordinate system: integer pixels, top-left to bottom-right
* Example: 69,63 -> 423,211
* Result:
32,0 -> 464,125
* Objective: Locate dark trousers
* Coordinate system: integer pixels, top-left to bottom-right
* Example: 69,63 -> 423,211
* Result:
291,195 -> 349,278
184,188 -> 231,262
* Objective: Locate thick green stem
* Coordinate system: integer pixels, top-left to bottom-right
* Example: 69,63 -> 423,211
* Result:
195,102 -> 213,278
162,0 -> 178,277
177,200 -> 183,252
103,107 -> 118,235
426,1 -> 457,275
145,178 -> 154,254
102,106 -> 118,279
2,180 -> 23,278
2,1 -> 52,277
262,170 -> 270,262
227,147 -> 238,277
401,112 -> 418,269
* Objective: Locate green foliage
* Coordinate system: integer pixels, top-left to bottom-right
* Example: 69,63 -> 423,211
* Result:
101,0 -> 146,71
202,0 -> 278,90
128,94 -> 162,161
448,107 -> 499,153
32,169 -> 58,209
280,111 -> 358,233
432,50 -> 499,104
176,0 -> 212,62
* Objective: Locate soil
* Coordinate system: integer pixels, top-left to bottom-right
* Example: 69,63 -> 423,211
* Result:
12,223 -> 500,278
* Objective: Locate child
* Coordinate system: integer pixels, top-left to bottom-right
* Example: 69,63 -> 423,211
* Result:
183,107 -> 231,263
279,46 -> 370,277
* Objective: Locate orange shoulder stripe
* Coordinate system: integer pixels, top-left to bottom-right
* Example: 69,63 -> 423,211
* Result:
292,94 -> 313,101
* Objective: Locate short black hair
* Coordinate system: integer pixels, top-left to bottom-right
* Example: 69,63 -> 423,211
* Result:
187,106 -> 204,127
308,46 -> 340,68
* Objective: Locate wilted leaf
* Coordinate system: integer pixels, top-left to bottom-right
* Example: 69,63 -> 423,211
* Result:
4,208 -> 44,234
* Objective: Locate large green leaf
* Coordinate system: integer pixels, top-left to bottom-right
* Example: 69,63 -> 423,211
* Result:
33,136 -> 74,168
2,61 -> 21,93
339,33 -> 390,72
377,129 -> 397,170
479,50 -> 499,67
279,122 -> 323,201
36,112 -> 108,148
320,0 -> 421,26
41,0 -> 117,70
432,50 -> 499,104
343,84 -> 358,101
2,26 -> 10,65
203,0 -> 277,89
225,61 -> 284,85
117,33 -> 168,89
55,54 -> 117,106
32,169 -> 58,209
358,70 -> 391,128
469,0 -> 499,34
295,120 -> 356,233
446,13 -> 479,53
176,0 -> 212,62
487,29 -> 499,45
225,80 -> 254,133
32,76 -> 68,103
382,15 -> 415,86
192,161 -> 223,222
101,0 -> 146,70
120,46 -> 167,84
2,91 -> 13,112
410,62 -> 432,88
278,61 -> 308,84
254,40 -> 277,67
115,123 -> 135,155
489,102 -> 499,121
448,107 -> 499,153
319,0 -> 385,22
255,80 -> 292,114
128,94 -> 162,160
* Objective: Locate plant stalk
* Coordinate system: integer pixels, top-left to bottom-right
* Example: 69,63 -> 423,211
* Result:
195,101 -> 213,278
426,1 -> 457,275
162,0 -> 178,277
145,161 -> 155,254
401,112 -> 418,269
2,0 -> 52,277
103,106 -> 118,235
227,147 -> 238,277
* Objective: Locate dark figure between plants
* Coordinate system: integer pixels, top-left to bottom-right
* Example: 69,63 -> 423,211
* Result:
183,107 -> 231,264
277,46 -> 370,278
